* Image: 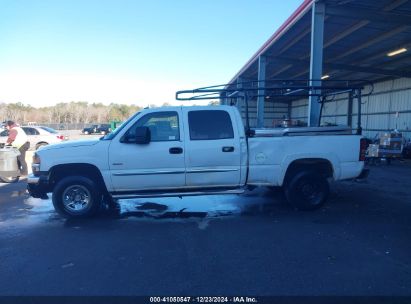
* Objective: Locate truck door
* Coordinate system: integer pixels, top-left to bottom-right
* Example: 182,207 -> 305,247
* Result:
108,109 -> 185,192
183,108 -> 242,188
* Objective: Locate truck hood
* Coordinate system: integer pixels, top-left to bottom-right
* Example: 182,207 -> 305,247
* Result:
38,139 -> 101,151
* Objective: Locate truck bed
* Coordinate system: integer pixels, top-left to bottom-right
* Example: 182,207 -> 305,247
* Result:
253,126 -> 353,137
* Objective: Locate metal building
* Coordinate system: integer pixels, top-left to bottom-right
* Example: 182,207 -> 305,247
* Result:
223,0 -> 411,140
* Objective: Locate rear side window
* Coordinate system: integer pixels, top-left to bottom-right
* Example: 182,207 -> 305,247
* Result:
22,127 -> 40,135
188,110 -> 234,140
39,126 -> 58,134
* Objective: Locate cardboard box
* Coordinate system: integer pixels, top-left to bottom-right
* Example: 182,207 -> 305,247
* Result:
366,144 -> 402,158
379,132 -> 402,147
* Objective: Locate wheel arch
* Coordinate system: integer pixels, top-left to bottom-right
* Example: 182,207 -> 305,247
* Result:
35,142 -> 50,150
49,163 -> 107,193
281,158 -> 335,186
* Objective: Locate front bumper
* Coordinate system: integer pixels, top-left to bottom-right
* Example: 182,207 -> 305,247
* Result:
27,174 -> 51,199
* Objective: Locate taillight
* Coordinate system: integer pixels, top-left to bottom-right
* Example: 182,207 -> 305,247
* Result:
57,135 -> 64,140
359,138 -> 368,161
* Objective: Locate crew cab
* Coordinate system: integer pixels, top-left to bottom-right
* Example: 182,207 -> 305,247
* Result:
27,106 -> 368,218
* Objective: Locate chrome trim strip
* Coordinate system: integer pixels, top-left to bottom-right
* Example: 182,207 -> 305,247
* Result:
113,170 -> 185,176
112,189 -> 245,199
186,168 -> 239,173
113,168 -> 239,176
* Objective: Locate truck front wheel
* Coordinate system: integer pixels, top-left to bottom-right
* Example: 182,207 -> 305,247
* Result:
284,171 -> 329,211
52,176 -> 102,218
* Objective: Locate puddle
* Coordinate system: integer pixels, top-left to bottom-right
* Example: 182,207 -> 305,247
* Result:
11,190 -> 28,197
0,187 -> 281,230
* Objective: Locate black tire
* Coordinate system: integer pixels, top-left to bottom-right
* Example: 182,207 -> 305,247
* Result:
52,176 -> 103,218
0,176 -> 20,183
284,171 -> 329,211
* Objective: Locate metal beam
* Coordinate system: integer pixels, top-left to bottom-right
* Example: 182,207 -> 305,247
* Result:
326,62 -> 411,78
326,5 -> 411,26
332,25 -> 409,61
266,55 -> 411,78
275,17 -> 332,57
277,28 -> 311,56
324,20 -> 370,48
383,0 -> 409,11
267,63 -> 294,78
308,1 -> 325,127
257,56 -> 266,128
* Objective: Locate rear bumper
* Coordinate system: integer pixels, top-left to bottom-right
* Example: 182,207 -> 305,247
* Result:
339,161 -> 365,180
27,174 -> 50,199
356,168 -> 370,180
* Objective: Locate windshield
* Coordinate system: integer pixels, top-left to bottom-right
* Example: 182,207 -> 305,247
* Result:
102,111 -> 141,140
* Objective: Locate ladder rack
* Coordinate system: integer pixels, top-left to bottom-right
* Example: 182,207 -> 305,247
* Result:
176,79 -> 374,135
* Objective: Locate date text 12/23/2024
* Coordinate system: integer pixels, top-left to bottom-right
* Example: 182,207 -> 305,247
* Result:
149,297 -> 258,303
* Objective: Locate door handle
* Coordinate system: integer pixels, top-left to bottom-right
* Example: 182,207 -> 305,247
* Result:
169,147 -> 183,154
222,146 -> 234,152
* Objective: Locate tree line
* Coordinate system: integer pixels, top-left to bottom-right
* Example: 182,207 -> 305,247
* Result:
0,102 -> 144,124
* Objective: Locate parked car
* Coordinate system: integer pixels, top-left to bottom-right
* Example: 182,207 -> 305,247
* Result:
96,124 -> 111,135
0,126 -> 65,150
82,125 -> 97,135
82,124 -> 111,135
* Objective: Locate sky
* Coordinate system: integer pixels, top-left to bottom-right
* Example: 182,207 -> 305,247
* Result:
0,0 -> 303,107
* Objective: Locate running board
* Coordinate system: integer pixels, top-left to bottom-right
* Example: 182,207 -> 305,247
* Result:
111,188 -> 245,199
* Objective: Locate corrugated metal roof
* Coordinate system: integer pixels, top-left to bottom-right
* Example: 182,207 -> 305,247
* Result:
228,0 -> 411,88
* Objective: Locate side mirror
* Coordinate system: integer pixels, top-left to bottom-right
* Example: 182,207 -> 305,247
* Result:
135,127 -> 151,144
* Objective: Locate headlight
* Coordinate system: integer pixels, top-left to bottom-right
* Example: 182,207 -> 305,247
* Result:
32,152 -> 41,164
32,152 -> 41,174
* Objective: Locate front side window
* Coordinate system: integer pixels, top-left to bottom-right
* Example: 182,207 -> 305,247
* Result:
124,111 -> 180,142
188,110 -> 234,140
0,130 -> 8,137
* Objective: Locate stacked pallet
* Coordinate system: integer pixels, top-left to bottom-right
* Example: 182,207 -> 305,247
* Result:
367,132 -> 403,158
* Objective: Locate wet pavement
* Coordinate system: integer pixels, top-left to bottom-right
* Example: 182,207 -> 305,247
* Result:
1,162 -> 411,296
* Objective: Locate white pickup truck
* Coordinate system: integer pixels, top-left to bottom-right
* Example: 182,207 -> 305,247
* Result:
27,105 -> 368,218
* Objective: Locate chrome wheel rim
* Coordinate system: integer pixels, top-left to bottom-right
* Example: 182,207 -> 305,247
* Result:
298,180 -> 322,205
62,185 -> 91,213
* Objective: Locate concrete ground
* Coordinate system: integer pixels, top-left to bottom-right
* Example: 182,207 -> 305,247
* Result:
0,158 -> 410,297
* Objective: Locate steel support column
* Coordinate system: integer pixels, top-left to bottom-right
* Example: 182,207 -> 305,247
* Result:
347,91 -> 353,127
236,77 -> 243,115
257,55 -> 266,128
219,92 -> 227,105
308,1 -> 325,127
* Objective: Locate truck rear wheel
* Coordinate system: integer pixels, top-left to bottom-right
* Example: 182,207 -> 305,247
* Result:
284,171 -> 329,211
52,176 -> 102,218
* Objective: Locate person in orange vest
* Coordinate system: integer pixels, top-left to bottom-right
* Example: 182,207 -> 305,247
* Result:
5,120 -> 30,176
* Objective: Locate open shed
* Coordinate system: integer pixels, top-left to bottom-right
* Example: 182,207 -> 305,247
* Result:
223,0 -> 411,140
